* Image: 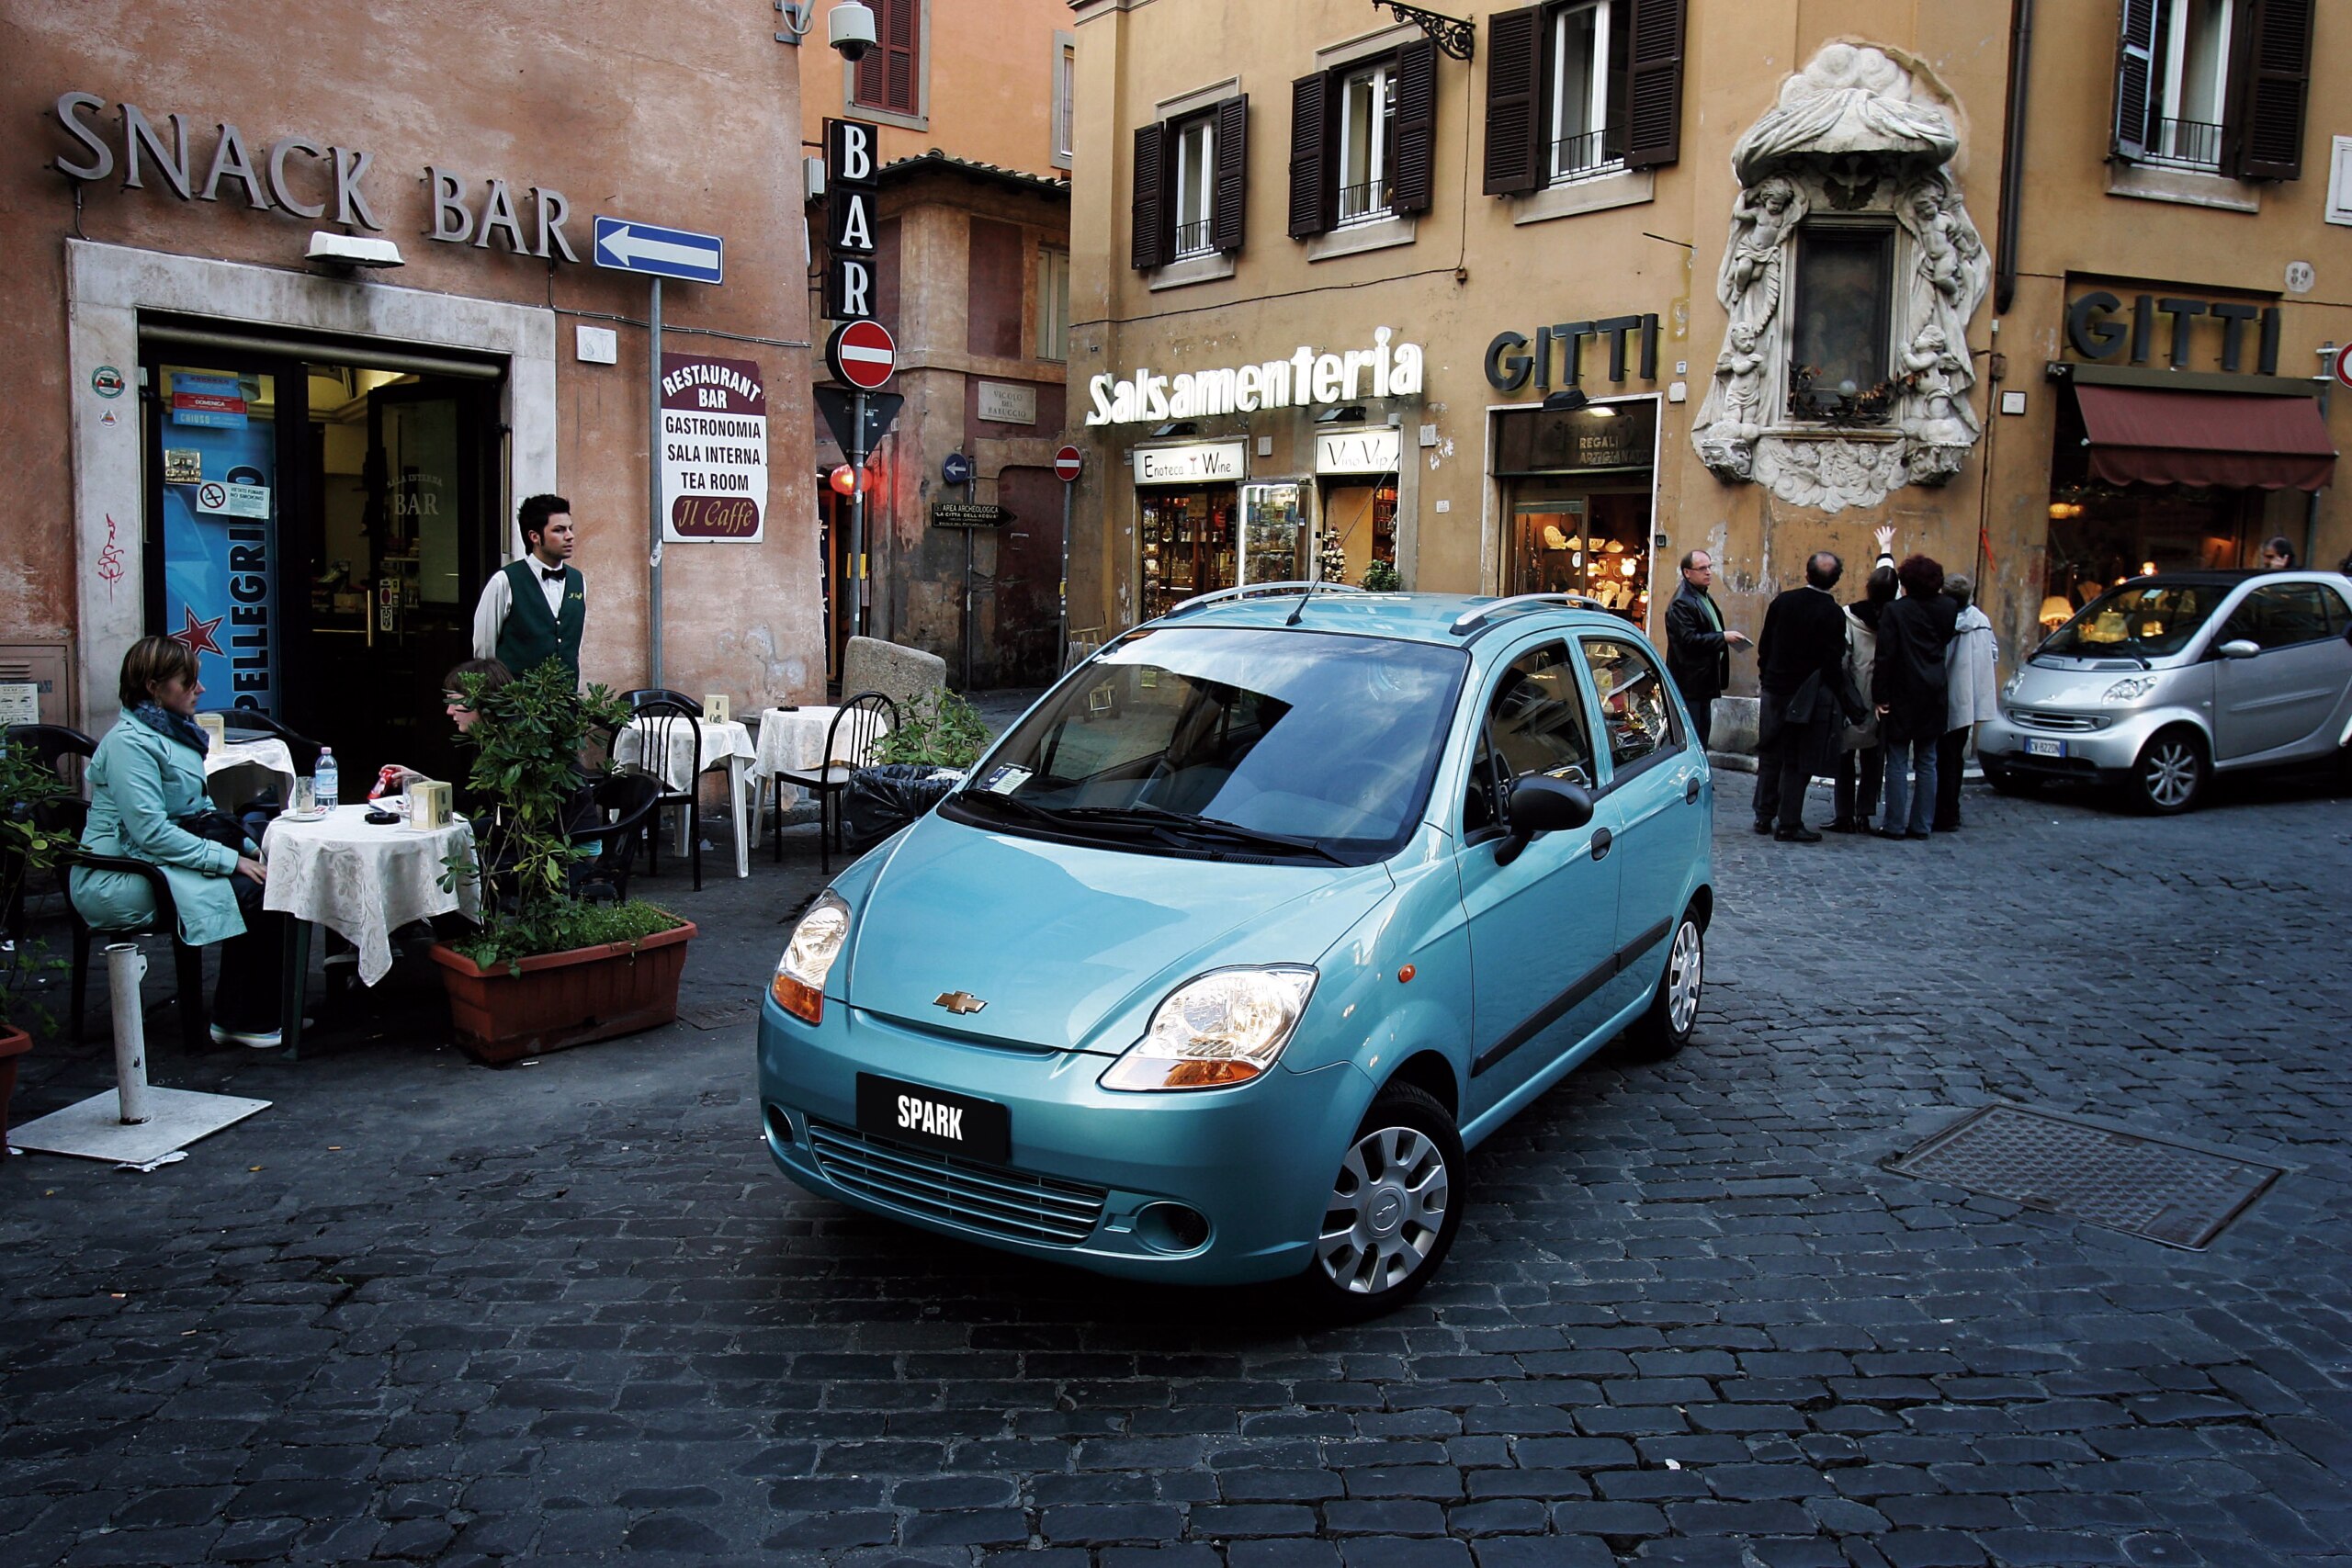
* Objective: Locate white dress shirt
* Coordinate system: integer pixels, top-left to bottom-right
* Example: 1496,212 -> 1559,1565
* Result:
470,558 -> 571,660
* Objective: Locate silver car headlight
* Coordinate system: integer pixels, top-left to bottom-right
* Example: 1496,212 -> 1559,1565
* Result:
1100,965 -> 1317,1092
772,891 -> 851,1023
2002,670 -> 2025,700
2103,677 -> 2158,703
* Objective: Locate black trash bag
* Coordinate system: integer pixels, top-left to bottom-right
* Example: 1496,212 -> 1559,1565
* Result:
842,764 -> 962,849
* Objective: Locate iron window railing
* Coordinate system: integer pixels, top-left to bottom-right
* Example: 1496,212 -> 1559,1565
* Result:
2146,116 -> 2223,171
1172,219 -> 1215,259
1549,125 -> 1625,182
1337,178 -> 1392,225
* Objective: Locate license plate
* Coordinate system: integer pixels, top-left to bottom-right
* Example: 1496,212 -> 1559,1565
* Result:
856,1072 -> 1011,1163
2024,738 -> 2066,758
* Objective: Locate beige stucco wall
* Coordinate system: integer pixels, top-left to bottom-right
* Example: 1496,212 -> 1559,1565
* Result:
798,0 -> 1075,179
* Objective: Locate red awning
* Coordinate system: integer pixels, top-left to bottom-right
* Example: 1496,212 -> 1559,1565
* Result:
2075,383 -> 2337,491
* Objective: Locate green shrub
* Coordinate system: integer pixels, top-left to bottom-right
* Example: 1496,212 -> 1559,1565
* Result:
874,689 -> 990,770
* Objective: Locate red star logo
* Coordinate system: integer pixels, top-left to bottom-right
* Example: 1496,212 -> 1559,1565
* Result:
169,605 -> 225,659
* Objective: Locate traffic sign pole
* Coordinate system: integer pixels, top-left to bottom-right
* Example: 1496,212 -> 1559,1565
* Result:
851,389 -> 868,639
1055,446 -> 1082,673
648,277 -> 664,688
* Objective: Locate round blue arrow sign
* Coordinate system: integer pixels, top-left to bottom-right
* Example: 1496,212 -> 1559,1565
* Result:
942,451 -> 973,486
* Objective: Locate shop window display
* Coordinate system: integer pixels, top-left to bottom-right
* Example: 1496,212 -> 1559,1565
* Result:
2042,481 -> 2263,613
1140,487 -> 1236,620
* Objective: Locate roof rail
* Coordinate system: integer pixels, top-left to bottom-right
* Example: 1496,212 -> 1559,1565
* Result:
1166,581 -> 1367,617
1448,592 -> 1608,635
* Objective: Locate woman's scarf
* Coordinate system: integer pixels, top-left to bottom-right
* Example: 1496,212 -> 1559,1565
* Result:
130,702 -> 210,758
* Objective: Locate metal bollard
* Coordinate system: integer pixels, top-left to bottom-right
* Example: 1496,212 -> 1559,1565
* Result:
105,942 -> 152,1125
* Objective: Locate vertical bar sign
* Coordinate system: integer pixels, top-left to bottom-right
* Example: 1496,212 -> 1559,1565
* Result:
660,353 -> 767,542
823,118 -> 880,321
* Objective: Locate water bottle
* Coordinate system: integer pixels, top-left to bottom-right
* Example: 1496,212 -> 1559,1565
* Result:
314,748 -> 339,814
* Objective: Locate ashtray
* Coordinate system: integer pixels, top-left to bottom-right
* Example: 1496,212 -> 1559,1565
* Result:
281,807 -> 333,823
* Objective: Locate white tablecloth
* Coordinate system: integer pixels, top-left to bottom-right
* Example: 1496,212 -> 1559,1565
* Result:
262,804 -> 480,986
616,716 -> 756,793
752,706 -> 893,810
205,739 -> 296,811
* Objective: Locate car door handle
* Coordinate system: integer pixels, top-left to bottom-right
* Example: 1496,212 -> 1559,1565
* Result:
1684,773 -> 1702,805
1591,827 -> 1612,860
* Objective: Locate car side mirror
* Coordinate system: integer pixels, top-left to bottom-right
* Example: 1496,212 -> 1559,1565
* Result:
2217,638 -> 2260,660
1493,775 -> 1594,866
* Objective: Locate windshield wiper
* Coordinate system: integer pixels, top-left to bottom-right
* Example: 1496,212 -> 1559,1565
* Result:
1053,804 -> 1349,863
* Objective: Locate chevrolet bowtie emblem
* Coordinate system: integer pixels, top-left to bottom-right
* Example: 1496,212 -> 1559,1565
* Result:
934,990 -> 988,1015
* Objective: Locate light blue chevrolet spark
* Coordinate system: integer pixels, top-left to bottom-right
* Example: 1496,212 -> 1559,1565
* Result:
761,587 -> 1713,1316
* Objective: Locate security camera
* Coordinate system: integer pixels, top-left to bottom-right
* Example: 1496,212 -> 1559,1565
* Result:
829,2 -> 877,62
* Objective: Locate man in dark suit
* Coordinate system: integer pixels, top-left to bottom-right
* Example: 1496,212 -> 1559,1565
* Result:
1663,549 -> 1750,749
1752,551 -> 1863,842
470,493 -> 585,685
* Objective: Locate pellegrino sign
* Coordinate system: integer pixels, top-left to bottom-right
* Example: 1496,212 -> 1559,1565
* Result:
1086,329 -> 1424,426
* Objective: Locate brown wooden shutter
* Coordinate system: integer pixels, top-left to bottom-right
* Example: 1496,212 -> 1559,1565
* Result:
1289,73 -> 1335,238
1623,0 -> 1686,169
2109,0 -> 2157,161
1212,95 -> 1250,254
2230,0 -> 2313,180
1484,5 -> 1546,196
1391,39 -> 1440,214
1131,122 -> 1169,271
857,0 -> 921,115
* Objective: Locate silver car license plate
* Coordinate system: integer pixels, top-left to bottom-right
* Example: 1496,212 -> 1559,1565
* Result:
2024,737 -> 2066,758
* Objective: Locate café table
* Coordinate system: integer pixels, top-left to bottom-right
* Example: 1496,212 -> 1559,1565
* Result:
204,738 -> 297,813
613,715 -> 758,880
751,705 -> 893,817
261,802 -> 480,1058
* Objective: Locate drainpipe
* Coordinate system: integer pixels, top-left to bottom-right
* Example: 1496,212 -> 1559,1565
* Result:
2309,344 -> 2333,567
1994,0 -> 2034,315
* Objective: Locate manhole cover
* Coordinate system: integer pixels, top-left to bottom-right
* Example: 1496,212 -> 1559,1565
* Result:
677,997 -> 758,1032
1885,1103 -> 2281,1249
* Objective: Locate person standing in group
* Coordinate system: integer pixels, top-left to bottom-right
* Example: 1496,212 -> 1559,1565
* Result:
471,494 -> 584,685
1754,551 -> 1864,843
1873,554 -> 1960,840
2258,536 -> 2298,570
1935,574 -> 1998,832
1831,556 -> 1899,832
1664,548 -> 1752,749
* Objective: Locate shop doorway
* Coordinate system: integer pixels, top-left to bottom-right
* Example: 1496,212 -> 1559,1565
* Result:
1317,479 -> 1396,586
141,339 -> 502,791
1138,484 -> 1238,620
1492,399 -> 1659,629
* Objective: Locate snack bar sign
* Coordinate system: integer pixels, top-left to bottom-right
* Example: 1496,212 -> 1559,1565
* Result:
660,353 -> 767,543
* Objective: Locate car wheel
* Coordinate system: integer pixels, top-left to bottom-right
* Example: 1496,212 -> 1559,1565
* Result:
1981,757 -> 2040,796
1296,1084 -> 1463,1320
1626,907 -> 1703,1060
2129,727 -> 2208,815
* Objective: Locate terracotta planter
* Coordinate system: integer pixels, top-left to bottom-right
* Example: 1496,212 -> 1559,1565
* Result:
430,921 -> 696,1066
0,1025 -> 31,1156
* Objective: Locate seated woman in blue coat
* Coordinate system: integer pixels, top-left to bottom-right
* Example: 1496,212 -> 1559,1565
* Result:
72,637 -> 285,1048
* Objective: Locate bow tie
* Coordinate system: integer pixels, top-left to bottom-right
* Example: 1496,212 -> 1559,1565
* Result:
539,567 -> 566,581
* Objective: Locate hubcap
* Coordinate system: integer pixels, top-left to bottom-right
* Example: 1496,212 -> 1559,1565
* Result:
1317,1125 -> 1450,1294
2145,741 -> 2198,808
1665,919 -> 1702,1035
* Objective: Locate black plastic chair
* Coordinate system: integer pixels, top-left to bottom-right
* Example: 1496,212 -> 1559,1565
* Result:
570,773 -> 662,904
620,689 -> 703,716
771,690 -> 899,876
627,699 -> 705,891
26,799 -> 213,1055
205,708 -> 324,776
6,724 -> 97,792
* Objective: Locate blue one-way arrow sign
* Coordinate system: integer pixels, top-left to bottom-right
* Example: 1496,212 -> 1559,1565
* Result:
593,217 -> 724,285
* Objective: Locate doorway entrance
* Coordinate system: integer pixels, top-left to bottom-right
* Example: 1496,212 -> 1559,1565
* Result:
141,335 -> 503,790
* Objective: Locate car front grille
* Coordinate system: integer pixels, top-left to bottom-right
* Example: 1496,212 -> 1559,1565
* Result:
2012,710 -> 2104,732
806,1121 -> 1107,1247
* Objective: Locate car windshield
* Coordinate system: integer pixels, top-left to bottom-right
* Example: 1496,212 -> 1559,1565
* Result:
2040,582 -> 2222,660
945,626 -> 1469,862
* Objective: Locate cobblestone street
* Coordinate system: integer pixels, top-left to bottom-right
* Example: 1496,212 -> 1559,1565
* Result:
4,769 -> 2348,1568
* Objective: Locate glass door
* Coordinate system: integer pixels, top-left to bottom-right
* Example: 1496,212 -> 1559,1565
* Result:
1510,497 -> 1588,598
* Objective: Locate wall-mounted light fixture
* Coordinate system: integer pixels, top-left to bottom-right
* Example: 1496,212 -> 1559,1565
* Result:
1542,388 -> 1589,413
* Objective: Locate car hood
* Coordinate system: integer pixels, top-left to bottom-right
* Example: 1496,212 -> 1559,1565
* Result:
2009,660 -> 2192,709
842,813 -> 1394,1055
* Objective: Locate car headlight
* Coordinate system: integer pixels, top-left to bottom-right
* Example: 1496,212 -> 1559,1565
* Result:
2001,671 -> 2024,700
772,891 -> 851,1024
2103,677 -> 2157,703
1100,965 -> 1317,1092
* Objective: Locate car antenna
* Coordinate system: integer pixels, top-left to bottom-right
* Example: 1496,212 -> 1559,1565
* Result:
1284,583 -> 1315,626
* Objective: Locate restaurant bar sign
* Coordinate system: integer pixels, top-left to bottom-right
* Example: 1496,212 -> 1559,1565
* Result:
660,354 -> 766,543
2064,288 -> 2284,375
1086,330 -> 1423,426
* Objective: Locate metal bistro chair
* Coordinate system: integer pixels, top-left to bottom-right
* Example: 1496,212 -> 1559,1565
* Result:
627,698 -> 706,891
570,773 -> 662,904
4,725 -> 96,939
28,798 -> 215,1055
772,690 -> 899,877
620,689 -> 703,716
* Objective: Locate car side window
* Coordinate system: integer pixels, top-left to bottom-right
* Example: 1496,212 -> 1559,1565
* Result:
2322,585 -> 2352,637
1465,641 -> 1594,834
2224,585 -> 2335,651
1577,636 -> 1682,775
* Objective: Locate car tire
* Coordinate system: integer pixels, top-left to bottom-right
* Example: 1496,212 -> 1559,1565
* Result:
1625,906 -> 1703,1060
1295,1083 -> 1464,1321
1981,757 -> 2040,796
2128,726 -> 2209,815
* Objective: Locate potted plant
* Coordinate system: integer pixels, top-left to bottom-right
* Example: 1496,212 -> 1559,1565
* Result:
842,688 -> 991,848
428,661 -> 696,1066
0,742 -> 74,1145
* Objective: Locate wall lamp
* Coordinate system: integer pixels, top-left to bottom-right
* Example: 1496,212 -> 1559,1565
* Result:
1149,421 -> 1198,438
1542,388 -> 1589,412
1315,404 -> 1368,424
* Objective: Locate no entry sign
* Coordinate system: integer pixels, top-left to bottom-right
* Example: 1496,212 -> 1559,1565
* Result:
826,320 -> 897,390
1055,445 -> 1083,482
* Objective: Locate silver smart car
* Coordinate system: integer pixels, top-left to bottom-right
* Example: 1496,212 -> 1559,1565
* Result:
1977,570 -> 2352,813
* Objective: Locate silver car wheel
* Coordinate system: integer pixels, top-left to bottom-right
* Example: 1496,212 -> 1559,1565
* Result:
1665,919 -> 1702,1035
1317,1125 -> 1451,1295
2143,737 -> 2200,809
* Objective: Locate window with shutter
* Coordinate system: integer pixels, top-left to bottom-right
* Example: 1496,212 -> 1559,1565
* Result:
2110,0 -> 2159,162
1484,6 -> 1546,196
1131,122 -> 1170,272
1545,1 -> 1631,182
1621,0 -> 1684,170
1170,115 -> 1217,260
1289,73 -> 1335,238
1391,39 -> 1438,214
2232,0 -> 2312,180
854,0 -> 922,118
1336,61 -> 1399,224
1212,95 -> 1250,254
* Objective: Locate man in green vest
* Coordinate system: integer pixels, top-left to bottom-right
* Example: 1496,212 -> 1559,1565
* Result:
471,493 -> 585,683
